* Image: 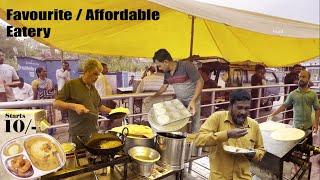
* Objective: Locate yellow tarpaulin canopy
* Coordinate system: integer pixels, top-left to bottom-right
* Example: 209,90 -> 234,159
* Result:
0,0 -> 319,67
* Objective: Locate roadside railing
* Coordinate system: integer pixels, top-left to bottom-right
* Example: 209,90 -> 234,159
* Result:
0,84 -> 304,131
313,80 -> 320,86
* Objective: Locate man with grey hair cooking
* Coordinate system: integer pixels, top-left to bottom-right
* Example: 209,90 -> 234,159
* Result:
53,59 -> 113,148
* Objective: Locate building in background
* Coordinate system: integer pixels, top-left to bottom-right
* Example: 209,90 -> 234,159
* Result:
302,57 -> 320,82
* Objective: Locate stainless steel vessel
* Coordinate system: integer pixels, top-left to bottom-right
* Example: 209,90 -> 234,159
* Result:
128,146 -> 160,177
155,132 -> 186,170
124,135 -> 155,153
191,143 -> 202,157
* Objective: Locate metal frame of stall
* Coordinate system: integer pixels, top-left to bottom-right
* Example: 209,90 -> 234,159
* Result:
1,84 -> 314,179
41,150 -> 130,180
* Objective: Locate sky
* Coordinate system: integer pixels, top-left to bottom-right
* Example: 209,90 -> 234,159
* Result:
196,0 -> 320,25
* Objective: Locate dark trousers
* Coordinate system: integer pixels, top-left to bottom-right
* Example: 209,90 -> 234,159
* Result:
250,100 -> 258,119
284,106 -> 293,124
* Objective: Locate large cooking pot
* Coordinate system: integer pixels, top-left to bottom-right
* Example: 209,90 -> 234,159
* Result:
185,133 -> 202,160
125,134 -> 155,153
110,125 -> 155,152
155,132 -> 186,170
128,146 -> 160,177
77,127 -> 128,157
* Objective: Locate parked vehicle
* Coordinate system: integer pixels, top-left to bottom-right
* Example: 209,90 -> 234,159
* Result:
194,58 -> 281,111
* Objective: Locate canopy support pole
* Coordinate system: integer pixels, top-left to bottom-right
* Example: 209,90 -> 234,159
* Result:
189,16 -> 195,57
61,50 -> 64,61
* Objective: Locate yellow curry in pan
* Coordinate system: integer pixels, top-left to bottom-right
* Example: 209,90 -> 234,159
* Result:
99,140 -> 122,149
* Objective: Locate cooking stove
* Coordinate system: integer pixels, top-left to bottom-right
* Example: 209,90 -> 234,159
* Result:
41,149 -> 130,180
253,130 -> 320,180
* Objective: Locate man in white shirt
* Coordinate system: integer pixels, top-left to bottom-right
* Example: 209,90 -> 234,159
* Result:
95,63 -> 113,97
0,49 -> 20,102
95,62 -> 116,129
56,61 -> 71,91
56,61 -> 70,124
12,77 -> 33,101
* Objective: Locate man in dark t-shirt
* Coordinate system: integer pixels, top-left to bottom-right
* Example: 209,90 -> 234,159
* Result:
153,49 -> 204,132
199,67 -> 218,117
250,64 -> 265,119
284,64 -> 302,92
283,64 -> 302,123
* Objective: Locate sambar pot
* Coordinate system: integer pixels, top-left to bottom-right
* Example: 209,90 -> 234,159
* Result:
155,132 -> 186,170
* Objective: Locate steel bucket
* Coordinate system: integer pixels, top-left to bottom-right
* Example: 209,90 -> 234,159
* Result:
155,132 -> 186,170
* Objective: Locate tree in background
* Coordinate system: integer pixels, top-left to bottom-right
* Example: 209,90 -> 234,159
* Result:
0,26 -> 51,69
76,54 -> 152,73
0,26 -> 23,68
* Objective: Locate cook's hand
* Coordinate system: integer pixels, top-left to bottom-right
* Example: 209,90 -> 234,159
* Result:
244,150 -> 256,160
187,100 -> 196,116
227,128 -> 248,139
74,104 -> 89,115
312,123 -> 318,134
